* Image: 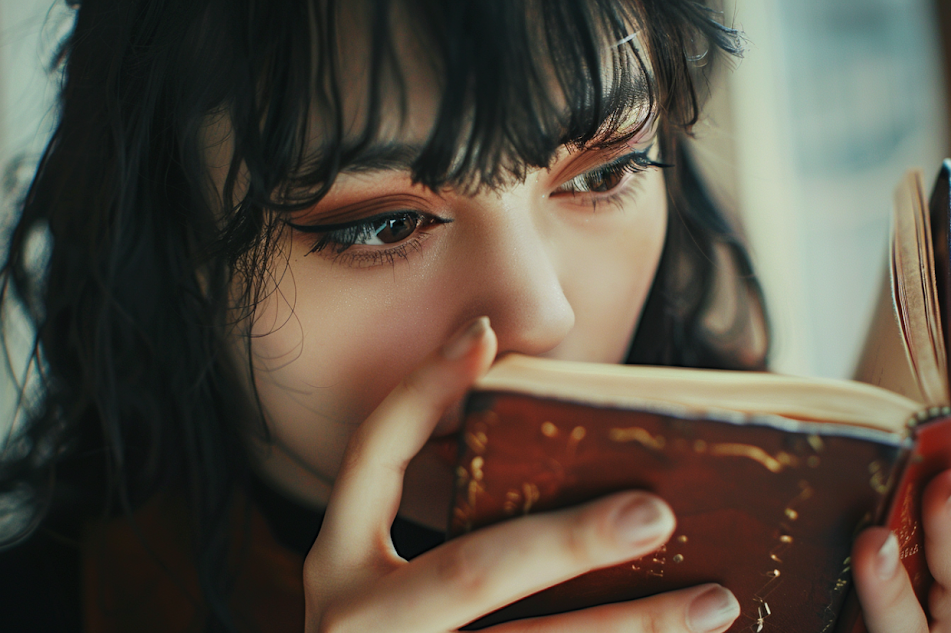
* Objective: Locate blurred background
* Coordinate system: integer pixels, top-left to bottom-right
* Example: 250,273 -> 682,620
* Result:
693,0 -> 950,379
0,0 -> 949,429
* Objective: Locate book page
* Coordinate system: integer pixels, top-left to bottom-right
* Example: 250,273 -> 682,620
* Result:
853,258 -> 926,404
890,171 -> 950,407
480,354 -> 921,433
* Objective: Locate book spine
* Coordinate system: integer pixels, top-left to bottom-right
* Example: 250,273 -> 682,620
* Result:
843,412 -> 951,633
887,413 -> 951,603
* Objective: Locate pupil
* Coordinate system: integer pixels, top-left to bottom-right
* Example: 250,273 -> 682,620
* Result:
587,171 -> 622,193
376,215 -> 417,244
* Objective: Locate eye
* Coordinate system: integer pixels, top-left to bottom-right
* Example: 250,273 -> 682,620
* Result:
568,165 -> 628,193
354,213 -> 419,245
555,149 -> 663,196
284,210 -> 450,255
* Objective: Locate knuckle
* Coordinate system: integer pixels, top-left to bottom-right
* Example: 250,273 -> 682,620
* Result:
561,506 -> 603,568
312,607 -> 348,633
435,538 -> 493,600
623,603 -> 669,633
930,582 -> 951,621
308,593 -> 368,633
583,604 -> 635,633
399,369 -> 430,402
636,612 -> 664,633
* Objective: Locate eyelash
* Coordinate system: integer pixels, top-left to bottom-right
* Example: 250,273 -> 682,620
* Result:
284,212 -> 451,266
555,148 -> 666,204
285,148 -> 665,267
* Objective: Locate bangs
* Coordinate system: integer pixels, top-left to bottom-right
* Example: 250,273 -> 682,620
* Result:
205,0 -> 742,209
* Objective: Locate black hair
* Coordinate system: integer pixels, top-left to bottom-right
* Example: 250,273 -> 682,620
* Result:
0,0 -> 765,630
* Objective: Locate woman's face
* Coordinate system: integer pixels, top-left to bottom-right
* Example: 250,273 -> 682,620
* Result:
224,15 -> 668,529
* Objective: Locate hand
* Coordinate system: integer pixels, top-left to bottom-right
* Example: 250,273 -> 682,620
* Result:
853,469 -> 951,632
303,317 -> 741,633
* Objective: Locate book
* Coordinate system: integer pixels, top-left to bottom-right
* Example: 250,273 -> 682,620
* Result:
446,161 -> 951,632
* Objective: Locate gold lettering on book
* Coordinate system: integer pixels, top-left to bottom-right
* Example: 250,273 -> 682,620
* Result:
608,427 -> 665,450
522,483 -> 540,514
641,545 -> 666,578
896,486 -> 918,547
753,569 -> 782,618
706,443 -> 798,473
503,490 -> 520,515
755,602 -> 771,632
452,506 -> 471,532
782,481 -> 814,523
819,557 -> 854,632
501,483 -> 540,515
473,410 -> 499,426
566,426 -> 587,459
470,456 -> 484,481
754,482 -> 812,618
467,479 -> 484,508
770,535 -> 793,563
629,545 -> 667,577
465,431 -> 488,454
868,461 -> 890,494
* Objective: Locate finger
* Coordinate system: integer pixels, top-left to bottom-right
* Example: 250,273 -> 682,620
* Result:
852,527 -> 928,633
923,469 -> 951,622
315,316 -> 497,565
327,491 -> 678,632
487,584 -> 739,633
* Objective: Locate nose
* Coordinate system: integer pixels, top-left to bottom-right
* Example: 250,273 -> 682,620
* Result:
450,197 -> 575,357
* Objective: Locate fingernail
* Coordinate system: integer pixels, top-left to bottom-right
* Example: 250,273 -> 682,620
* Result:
876,532 -> 900,580
613,496 -> 673,548
687,585 -> 740,633
442,317 -> 490,360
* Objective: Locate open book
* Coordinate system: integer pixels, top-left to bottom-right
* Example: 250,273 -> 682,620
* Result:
447,161 -> 951,632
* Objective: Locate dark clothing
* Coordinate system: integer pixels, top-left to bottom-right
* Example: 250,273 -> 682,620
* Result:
0,475 -> 443,632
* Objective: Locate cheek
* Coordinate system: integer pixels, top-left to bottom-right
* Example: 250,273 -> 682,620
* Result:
547,171 -> 667,363
246,244 -> 455,475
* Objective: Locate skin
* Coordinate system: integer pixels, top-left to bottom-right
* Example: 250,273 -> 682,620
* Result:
245,138 -> 667,527
214,6 -> 951,632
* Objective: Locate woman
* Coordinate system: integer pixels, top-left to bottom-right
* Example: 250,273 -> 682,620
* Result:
1,0 -> 947,631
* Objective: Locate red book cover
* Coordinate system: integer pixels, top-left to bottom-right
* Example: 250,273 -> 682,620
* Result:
446,359 -> 926,632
